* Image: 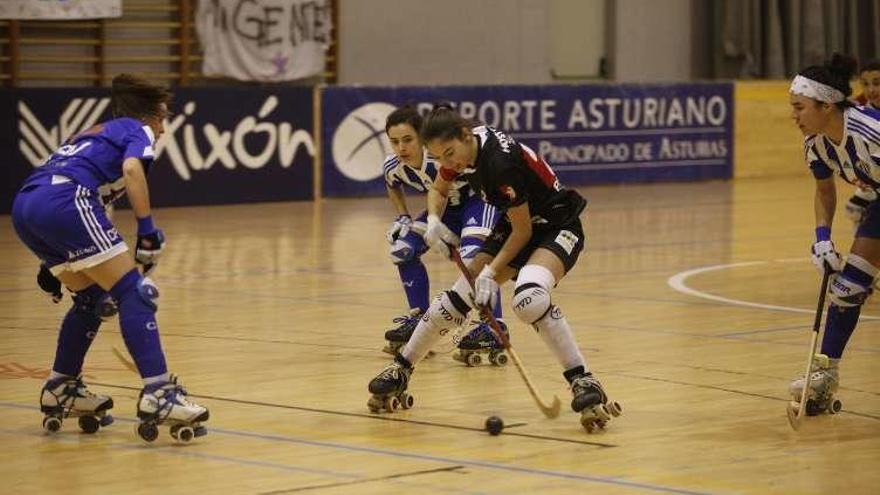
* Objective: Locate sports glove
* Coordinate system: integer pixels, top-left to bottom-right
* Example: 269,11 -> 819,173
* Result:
844,188 -> 877,224
473,265 -> 499,309
136,216 -> 165,270
424,214 -> 460,259
811,227 -> 843,274
37,264 -> 63,303
386,214 -> 413,243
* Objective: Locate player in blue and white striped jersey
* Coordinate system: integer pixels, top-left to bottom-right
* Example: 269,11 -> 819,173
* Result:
789,54 -> 880,412
381,105 -> 505,361
11,74 -> 208,439
844,60 -> 880,220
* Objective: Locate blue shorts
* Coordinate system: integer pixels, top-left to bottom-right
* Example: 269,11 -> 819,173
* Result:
401,195 -> 502,256
857,200 -> 880,239
12,179 -> 128,276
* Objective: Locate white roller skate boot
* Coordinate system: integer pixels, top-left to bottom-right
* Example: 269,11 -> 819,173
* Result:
367,357 -> 415,413
569,371 -> 622,433
789,354 -> 841,416
453,320 -> 509,367
40,375 -> 114,434
136,375 -> 209,443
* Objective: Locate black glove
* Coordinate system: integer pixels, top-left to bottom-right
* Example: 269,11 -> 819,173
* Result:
135,229 -> 165,271
37,264 -> 63,303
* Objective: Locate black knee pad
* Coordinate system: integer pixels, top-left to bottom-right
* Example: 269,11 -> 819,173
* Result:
72,285 -> 115,322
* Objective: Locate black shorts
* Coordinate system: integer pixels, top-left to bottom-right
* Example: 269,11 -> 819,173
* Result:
478,215 -> 585,273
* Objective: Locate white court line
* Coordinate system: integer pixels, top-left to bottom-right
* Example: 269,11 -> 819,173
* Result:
667,261 -> 880,320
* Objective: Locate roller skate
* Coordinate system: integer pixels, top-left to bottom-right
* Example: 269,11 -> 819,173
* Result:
136,375 -> 209,443
40,375 -> 114,434
367,356 -> 415,413
568,371 -> 622,433
788,354 -> 842,416
453,321 -> 509,367
382,309 -> 424,355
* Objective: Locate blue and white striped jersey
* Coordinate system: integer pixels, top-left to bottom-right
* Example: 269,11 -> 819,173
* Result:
382,149 -> 470,206
807,106 -> 880,190
22,117 -> 156,205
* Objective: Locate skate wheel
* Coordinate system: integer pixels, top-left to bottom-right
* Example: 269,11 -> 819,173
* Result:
78,415 -> 100,434
193,425 -> 208,438
171,425 -> 195,443
399,392 -> 414,410
606,401 -> 623,417
580,417 -> 596,433
594,404 -> 611,422
385,396 -> 401,411
99,414 -> 114,427
805,399 -> 823,416
828,399 -> 842,414
367,396 -> 382,413
492,352 -> 509,367
466,353 -> 482,367
43,416 -> 62,433
137,422 -> 159,442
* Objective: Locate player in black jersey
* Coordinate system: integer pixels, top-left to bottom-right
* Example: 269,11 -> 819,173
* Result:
367,106 -> 620,430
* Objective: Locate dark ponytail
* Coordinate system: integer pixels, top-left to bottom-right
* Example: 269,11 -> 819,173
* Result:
798,53 -> 857,110
420,102 -> 471,143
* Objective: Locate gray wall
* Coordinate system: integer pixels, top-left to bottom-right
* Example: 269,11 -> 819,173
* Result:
609,0 -> 693,82
338,0 -> 695,85
338,0 -> 552,85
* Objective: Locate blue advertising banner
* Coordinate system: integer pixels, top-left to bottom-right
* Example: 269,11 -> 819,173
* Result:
321,83 -> 734,197
1,86 -> 315,213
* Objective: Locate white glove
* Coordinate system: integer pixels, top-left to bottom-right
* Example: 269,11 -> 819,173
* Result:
386,214 -> 413,243
424,214 -> 459,259
844,188 -> 877,224
811,240 -> 844,274
473,265 -> 499,309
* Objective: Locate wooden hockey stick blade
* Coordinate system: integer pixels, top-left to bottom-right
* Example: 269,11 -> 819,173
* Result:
786,268 -> 831,431
112,346 -> 138,374
508,347 -> 561,418
786,402 -> 803,430
450,248 -> 562,419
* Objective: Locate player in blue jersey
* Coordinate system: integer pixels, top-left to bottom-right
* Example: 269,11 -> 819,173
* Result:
789,54 -> 880,414
381,105 -> 507,365
11,74 -> 208,441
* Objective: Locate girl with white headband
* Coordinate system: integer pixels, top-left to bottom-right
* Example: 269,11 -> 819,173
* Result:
789,53 -> 880,415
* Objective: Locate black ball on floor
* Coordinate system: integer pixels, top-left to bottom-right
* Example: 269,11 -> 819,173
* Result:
485,415 -> 504,435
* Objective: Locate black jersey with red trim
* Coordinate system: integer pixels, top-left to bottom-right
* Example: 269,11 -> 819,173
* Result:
444,125 -> 586,225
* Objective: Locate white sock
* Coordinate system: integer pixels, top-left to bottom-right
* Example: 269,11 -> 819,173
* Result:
143,372 -> 170,386
534,307 -> 586,371
47,370 -> 70,382
401,318 -> 443,365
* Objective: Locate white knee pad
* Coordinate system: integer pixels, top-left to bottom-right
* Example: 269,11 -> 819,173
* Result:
426,289 -> 471,331
829,254 -> 877,308
512,264 -> 556,325
389,238 -> 418,265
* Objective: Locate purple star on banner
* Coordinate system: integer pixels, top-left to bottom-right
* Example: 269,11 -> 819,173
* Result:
271,53 -> 288,76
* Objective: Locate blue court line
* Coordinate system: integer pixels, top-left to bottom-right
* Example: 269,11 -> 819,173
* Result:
0,401 -> 719,495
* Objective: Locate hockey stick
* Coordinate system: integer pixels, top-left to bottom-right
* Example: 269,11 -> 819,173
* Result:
786,266 -> 832,430
450,248 -> 561,419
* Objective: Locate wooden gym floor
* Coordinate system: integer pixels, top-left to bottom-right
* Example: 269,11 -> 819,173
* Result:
0,175 -> 877,494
